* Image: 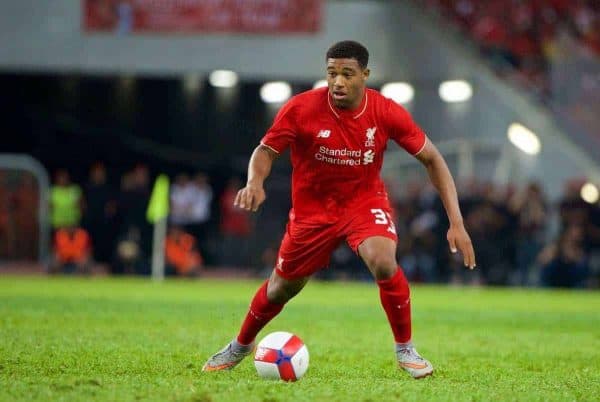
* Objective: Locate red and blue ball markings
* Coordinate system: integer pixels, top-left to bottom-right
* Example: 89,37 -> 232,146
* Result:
255,335 -> 304,381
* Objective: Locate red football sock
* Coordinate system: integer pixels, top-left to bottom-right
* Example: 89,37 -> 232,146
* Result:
237,281 -> 284,345
377,267 -> 412,343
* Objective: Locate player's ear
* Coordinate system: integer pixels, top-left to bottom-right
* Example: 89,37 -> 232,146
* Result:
363,68 -> 370,80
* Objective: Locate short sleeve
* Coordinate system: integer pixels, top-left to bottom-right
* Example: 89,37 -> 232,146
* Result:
385,99 -> 427,155
260,98 -> 298,154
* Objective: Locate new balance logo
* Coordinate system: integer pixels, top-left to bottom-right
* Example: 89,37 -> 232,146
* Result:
317,129 -> 331,138
363,150 -> 375,164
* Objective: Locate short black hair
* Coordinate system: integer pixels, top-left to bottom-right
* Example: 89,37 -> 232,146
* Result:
326,41 -> 369,69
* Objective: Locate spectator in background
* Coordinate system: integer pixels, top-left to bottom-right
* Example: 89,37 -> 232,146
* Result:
165,226 -> 203,276
589,203 -> 600,287
112,225 -> 146,275
327,244 -> 368,281
471,5 -> 512,69
451,180 -> 515,285
405,208 -> 440,283
559,179 -> 597,247
457,196 -> 486,286
259,244 -> 278,278
170,173 -> 193,226
509,182 -> 548,286
559,179 -> 590,229
50,169 -> 83,230
559,178 -> 600,286
537,224 -> 589,288
49,226 -> 92,274
82,162 -> 117,264
0,172 -> 9,258
185,172 -> 213,259
219,177 -> 252,267
394,181 -> 443,283
394,180 -> 425,281
421,0 -> 600,98
480,182 -> 516,285
187,172 -> 213,233
116,164 -> 152,260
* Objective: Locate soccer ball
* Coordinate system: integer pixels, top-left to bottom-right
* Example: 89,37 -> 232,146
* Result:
253,331 -> 309,381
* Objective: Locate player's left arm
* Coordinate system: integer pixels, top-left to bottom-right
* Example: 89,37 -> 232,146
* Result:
414,139 -> 476,269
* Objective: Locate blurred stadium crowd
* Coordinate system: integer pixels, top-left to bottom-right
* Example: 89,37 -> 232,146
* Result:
2,163 -> 599,288
44,164 -> 252,278
1,1 -> 599,289
421,0 -> 600,96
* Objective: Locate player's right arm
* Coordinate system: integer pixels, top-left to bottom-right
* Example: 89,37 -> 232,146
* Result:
237,96 -> 298,212
235,145 -> 279,212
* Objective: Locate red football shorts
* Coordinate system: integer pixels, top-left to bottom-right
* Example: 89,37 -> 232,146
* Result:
274,197 -> 397,280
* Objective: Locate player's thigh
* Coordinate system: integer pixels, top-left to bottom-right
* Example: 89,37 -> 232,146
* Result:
274,221 -> 342,280
357,236 -> 398,279
345,201 -> 398,255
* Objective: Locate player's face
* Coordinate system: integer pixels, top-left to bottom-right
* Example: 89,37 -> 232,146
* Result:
326,58 -> 369,109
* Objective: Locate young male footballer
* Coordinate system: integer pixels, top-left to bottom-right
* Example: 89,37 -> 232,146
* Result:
203,40 -> 476,379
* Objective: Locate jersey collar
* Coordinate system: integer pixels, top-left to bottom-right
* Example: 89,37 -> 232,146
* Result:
327,90 -> 368,120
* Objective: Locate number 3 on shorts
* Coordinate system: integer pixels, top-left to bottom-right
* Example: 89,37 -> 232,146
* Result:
370,208 -> 397,234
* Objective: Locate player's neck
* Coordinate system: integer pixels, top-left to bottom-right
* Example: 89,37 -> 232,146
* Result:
331,89 -> 366,112
348,90 -> 366,111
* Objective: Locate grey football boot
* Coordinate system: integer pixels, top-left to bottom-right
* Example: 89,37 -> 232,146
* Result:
397,346 -> 434,379
202,339 -> 255,371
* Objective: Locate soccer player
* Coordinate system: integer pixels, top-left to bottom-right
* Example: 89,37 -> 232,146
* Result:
203,40 -> 476,379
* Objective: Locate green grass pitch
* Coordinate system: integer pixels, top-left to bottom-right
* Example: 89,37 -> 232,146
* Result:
1,276 -> 599,401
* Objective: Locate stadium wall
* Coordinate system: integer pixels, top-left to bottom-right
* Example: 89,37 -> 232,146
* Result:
0,1 -> 478,82
0,1 -> 398,81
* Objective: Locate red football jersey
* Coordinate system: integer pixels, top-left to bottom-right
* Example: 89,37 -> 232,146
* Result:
261,87 -> 427,224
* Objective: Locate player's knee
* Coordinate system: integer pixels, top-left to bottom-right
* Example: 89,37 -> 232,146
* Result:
363,253 -> 397,280
372,264 -> 398,281
266,281 -> 288,303
266,276 -> 303,304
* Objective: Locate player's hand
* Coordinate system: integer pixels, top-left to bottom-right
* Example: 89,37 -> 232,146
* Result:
234,184 -> 266,212
447,223 -> 476,269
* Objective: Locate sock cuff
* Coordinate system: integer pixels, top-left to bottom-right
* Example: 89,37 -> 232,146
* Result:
376,267 -> 404,289
252,280 -> 285,314
395,341 -> 413,352
233,338 -> 255,349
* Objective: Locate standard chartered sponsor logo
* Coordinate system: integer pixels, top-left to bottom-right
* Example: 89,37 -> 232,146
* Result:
315,146 -> 375,166
318,146 -> 361,157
